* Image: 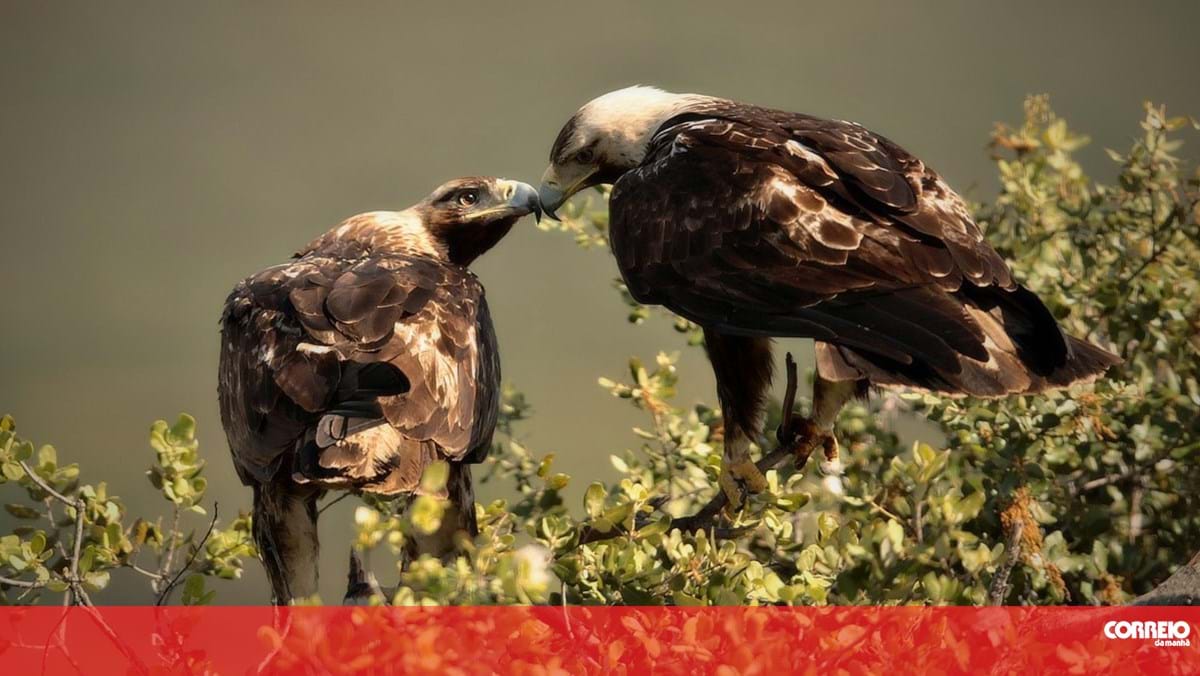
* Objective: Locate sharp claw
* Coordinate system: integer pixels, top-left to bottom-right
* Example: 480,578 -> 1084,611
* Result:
781,416 -> 839,470
822,435 -> 840,461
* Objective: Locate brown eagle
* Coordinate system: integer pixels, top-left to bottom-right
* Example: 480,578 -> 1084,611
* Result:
538,86 -> 1119,505
218,177 -> 540,603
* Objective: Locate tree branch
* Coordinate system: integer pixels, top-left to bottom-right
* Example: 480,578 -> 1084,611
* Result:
154,507 -> 182,595
18,460 -> 75,506
20,460 -> 88,605
0,575 -> 43,589
155,504 -> 219,605
1133,549 -> 1200,605
988,518 -> 1024,605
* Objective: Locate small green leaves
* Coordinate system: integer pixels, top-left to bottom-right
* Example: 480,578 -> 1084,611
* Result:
148,414 -> 207,512
584,482 -> 607,520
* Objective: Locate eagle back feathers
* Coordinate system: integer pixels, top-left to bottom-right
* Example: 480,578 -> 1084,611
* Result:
218,249 -> 499,495
610,100 -> 1117,397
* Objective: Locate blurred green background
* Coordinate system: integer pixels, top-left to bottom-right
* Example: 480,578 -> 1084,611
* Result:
3,2 -> 1198,603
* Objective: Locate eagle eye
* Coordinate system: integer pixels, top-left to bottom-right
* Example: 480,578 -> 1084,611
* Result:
456,190 -> 479,207
576,148 -> 595,164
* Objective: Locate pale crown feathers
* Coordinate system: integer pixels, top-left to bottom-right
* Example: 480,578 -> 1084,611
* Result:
560,86 -> 706,169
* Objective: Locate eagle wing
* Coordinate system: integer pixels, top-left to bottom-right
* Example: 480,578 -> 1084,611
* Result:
610,110 -> 1115,395
218,252 -> 498,493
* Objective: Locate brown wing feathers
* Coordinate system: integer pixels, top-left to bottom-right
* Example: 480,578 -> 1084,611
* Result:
611,104 -> 1118,397
219,252 -> 494,496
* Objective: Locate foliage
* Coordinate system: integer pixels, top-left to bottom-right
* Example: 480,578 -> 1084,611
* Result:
0,414 -> 254,605
3,99 -> 1196,606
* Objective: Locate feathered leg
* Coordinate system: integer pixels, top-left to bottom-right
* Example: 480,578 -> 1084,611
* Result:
703,328 -> 774,506
252,481 -> 320,605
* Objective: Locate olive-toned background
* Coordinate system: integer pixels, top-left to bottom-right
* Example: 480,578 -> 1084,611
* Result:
3,2 -> 1198,603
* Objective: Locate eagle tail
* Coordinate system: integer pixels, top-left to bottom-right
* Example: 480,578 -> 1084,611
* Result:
815,284 -> 1120,397
1048,334 -> 1125,389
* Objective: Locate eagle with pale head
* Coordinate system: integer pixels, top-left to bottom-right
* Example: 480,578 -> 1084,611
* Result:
539,86 -> 1119,506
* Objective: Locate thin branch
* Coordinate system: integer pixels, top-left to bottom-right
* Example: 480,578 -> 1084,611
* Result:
126,562 -> 165,581
988,519 -> 1024,605
1078,469 -> 1133,493
0,575 -> 43,589
1120,207 -> 1180,290
67,494 -> 86,606
20,460 -> 89,606
865,495 -> 916,537
155,504 -> 219,606
318,491 -> 352,516
155,507 -> 182,594
18,461 -> 74,505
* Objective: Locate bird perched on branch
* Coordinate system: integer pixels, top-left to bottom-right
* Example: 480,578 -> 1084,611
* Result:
539,86 -> 1119,507
218,177 -> 540,603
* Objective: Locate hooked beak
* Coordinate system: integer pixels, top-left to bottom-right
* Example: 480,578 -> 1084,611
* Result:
537,165 -> 594,221
496,179 -> 542,223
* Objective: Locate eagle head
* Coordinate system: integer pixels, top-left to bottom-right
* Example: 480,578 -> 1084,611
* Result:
539,86 -> 697,218
410,177 -> 541,265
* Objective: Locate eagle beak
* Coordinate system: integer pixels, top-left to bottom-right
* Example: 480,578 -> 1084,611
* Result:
538,183 -> 564,221
538,166 -> 574,221
499,180 -> 542,223
539,164 -> 599,221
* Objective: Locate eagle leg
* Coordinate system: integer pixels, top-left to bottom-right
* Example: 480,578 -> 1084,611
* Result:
703,328 -> 775,509
252,481 -> 320,605
779,371 -> 863,470
718,457 -> 769,509
779,416 -> 837,470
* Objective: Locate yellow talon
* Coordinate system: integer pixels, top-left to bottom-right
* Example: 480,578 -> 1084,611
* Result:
719,459 -> 768,507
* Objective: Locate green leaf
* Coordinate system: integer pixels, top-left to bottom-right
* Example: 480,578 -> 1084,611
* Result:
419,461 -> 450,494
584,482 -> 606,520
5,504 -> 41,519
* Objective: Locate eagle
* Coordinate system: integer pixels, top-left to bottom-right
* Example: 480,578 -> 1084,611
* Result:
538,86 -> 1119,506
218,177 -> 540,603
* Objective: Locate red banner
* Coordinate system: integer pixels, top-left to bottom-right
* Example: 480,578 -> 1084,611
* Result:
0,606 -> 1196,674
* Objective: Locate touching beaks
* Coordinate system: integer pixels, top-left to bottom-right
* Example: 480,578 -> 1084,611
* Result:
537,166 -> 568,221
498,179 -> 542,223
538,184 -> 563,221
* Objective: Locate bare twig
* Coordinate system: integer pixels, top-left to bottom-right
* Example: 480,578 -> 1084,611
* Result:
127,562 -> 165,581
18,461 -> 74,505
864,494 -> 920,539
0,575 -> 43,589
914,501 -> 925,545
1078,469 -> 1133,493
318,491 -> 352,516
155,507 -> 182,594
155,504 -> 219,605
988,520 -> 1024,605
1120,207 -> 1180,290
20,460 -> 88,606
67,495 -> 86,606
